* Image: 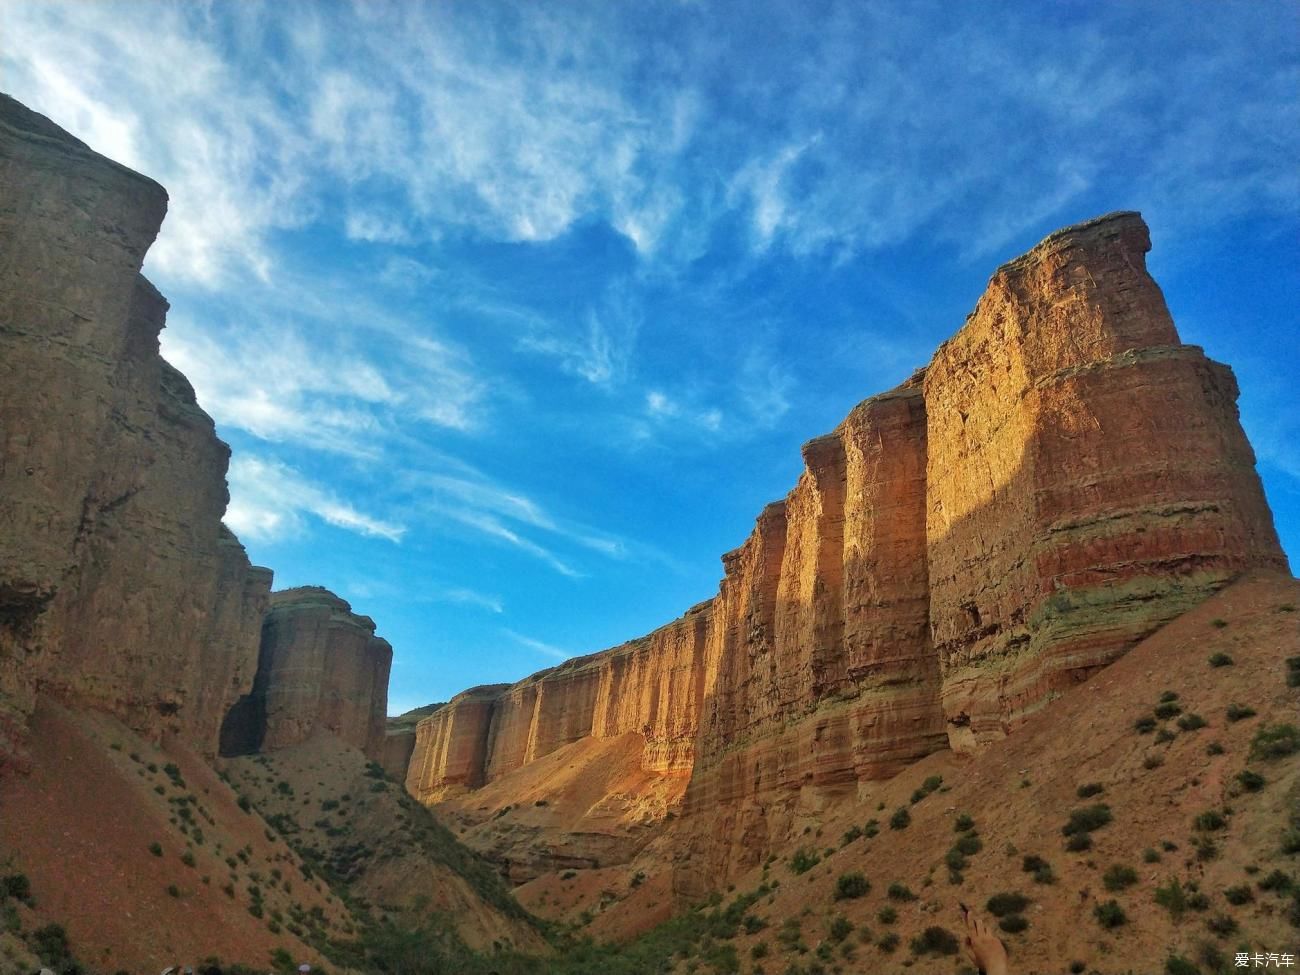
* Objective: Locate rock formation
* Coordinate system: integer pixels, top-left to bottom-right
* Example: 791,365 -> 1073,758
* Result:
0,94 -> 272,767
406,211 -> 1288,889
220,587 -> 392,760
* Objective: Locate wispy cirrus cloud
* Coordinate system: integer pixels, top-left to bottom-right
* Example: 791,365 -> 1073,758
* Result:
503,629 -> 570,661
225,456 -> 404,543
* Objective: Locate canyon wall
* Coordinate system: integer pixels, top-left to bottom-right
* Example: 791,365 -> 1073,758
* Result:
221,588 -> 393,760
408,211 -> 1288,887
0,95 -> 273,767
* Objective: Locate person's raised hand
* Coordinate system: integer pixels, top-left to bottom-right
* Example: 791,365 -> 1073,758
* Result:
960,903 -> 1009,975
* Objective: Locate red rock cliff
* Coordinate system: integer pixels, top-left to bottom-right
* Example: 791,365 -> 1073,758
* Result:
239,588 -> 393,760
0,95 -> 272,767
406,211 -> 1287,889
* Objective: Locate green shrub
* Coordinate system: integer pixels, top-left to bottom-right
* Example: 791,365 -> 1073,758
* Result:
985,892 -> 1029,917
149,842 -> 163,857
1076,783 -> 1104,798
1257,870 -> 1293,893
908,925 -> 958,956
1155,878 -> 1189,919
1208,652 -> 1234,668
1250,724 -> 1300,761
1021,855 -> 1055,884
1065,833 -> 1092,852
1156,727 -> 1178,743
886,882 -> 916,902
998,914 -> 1028,933
1,874 -> 31,902
750,941 -> 768,960
1205,913 -> 1238,938
889,807 -> 911,830
742,914 -> 767,934
1165,955 -> 1201,975
1223,884 -> 1254,905
953,813 -> 974,832
876,932 -> 899,953
1135,715 -> 1158,734
1193,810 -> 1227,831
1063,804 -> 1112,836
955,833 -> 983,856
237,795 -> 252,813
1103,864 -> 1138,891
945,847 -> 968,871
180,850 -> 196,868
877,906 -> 897,924
1143,848 -> 1162,863
1178,713 -> 1208,731
166,884 -> 180,898
834,872 -> 870,901
1211,618 -> 1228,629
1236,769 -> 1266,792
29,923 -> 72,966
1226,703 -> 1257,723
1287,656 -> 1300,688
1155,701 -> 1183,719
1160,690 -> 1180,703
827,915 -> 853,942
789,847 -> 821,875
1093,899 -> 1127,929
841,825 -> 863,846
1206,741 -> 1225,756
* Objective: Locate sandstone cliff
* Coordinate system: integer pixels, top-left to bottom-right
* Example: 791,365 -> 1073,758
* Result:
219,587 -> 393,760
406,211 -> 1287,889
0,94 -> 272,767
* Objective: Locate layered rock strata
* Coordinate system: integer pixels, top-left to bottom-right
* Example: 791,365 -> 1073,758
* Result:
407,211 -> 1287,888
220,588 -> 392,760
0,95 -> 272,766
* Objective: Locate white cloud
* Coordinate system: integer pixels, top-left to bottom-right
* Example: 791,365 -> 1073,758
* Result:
504,629 -> 571,661
225,456 -> 404,542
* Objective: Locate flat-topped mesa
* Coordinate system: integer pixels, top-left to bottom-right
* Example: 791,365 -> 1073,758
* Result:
0,95 -> 273,765
232,587 -> 393,759
924,210 -> 1287,747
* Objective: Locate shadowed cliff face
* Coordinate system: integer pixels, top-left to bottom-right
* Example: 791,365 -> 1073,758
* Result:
220,587 -> 393,760
0,94 -> 273,765
407,211 -> 1288,889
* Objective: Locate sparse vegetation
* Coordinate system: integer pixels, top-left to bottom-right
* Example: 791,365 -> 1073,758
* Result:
1223,884 -> 1254,905
1193,809 -> 1227,831
889,807 -> 911,830
1177,713 -> 1207,731
998,914 -> 1028,934
1208,652 -> 1234,668
1103,864 -> 1138,891
986,892 -> 1029,917
1135,715 -> 1158,734
953,813 -> 974,832
1155,700 -> 1183,720
1076,783 -> 1104,798
886,882 -> 916,902
1226,703 -> 1257,722
877,906 -> 897,925
1206,741 -> 1225,756
1063,804 -> 1112,837
834,872 -> 869,901
1249,724 -> 1300,761
789,847 -> 821,875
1093,899 -> 1127,929
876,932 -> 899,953
149,841 -> 163,857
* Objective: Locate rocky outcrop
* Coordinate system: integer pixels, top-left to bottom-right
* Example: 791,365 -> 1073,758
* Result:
0,95 -> 272,766
407,211 -> 1287,889
219,588 -> 392,760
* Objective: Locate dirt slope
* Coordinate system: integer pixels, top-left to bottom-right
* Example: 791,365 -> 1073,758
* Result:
540,571 -> 1300,973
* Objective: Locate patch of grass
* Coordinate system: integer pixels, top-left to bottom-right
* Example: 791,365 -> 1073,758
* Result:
1208,652 -> 1234,668
1226,703 -> 1257,722
833,872 -> 869,901
1103,864 -> 1138,891
1093,899 -> 1127,929
889,807 -> 911,830
1076,783 -> 1104,798
985,892 -> 1029,917
1249,724 -> 1300,761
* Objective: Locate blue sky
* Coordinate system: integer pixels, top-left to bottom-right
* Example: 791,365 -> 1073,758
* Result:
3,1 -> 1296,713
